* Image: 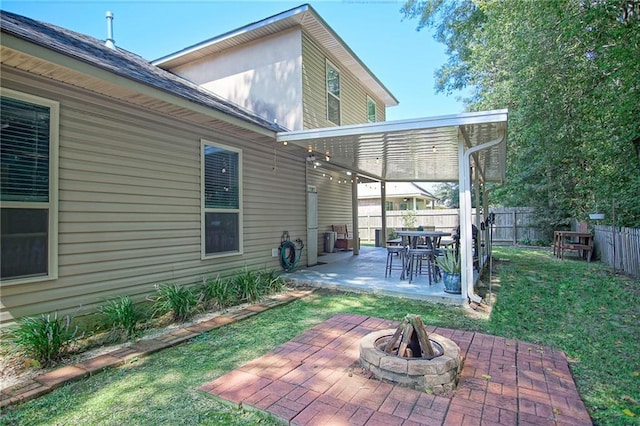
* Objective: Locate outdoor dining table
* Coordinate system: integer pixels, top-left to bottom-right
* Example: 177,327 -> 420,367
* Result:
394,230 -> 452,249
394,231 -> 452,280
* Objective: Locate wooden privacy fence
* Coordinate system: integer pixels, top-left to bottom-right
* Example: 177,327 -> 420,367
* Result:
357,207 -> 546,246
593,225 -> 640,279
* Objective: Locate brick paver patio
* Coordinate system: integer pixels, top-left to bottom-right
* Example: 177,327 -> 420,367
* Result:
199,314 -> 592,425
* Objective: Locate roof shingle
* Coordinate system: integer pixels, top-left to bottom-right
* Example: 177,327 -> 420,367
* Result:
0,10 -> 283,132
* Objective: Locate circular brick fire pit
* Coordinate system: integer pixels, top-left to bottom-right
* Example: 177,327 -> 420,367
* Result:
359,329 -> 463,393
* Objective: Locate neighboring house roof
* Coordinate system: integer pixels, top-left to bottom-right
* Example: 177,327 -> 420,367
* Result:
0,10 -> 283,133
152,4 -> 398,107
358,182 -> 436,200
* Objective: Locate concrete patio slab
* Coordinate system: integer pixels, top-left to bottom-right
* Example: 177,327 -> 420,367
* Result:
284,247 -> 467,305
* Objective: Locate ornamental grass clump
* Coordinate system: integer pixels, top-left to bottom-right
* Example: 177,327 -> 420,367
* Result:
100,295 -> 142,342
201,275 -> 238,309
233,268 -> 262,303
152,284 -> 199,322
257,269 -> 288,294
9,312 -> 80,367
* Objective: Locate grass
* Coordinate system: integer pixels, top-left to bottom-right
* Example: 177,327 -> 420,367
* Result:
1,247 -> 638,425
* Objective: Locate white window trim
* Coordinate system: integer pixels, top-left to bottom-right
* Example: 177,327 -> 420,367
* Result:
0,88 -> 59,285
200,139 -> 243,259
326,59 -> 341,125
367,95 -> 377,123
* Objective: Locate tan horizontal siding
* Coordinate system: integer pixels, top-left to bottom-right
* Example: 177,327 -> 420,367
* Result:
1,69 -> 306,325
302,32 -> 381,129
242,141 -> 307,261
308,168 -> 353,252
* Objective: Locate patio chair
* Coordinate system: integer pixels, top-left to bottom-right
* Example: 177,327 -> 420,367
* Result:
406,247 -> 438,285
385,245 -> 406,278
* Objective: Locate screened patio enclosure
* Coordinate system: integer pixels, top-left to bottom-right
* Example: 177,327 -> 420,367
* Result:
277,109 -> 509,304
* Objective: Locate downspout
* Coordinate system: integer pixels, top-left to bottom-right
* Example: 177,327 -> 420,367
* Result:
459,127 -> 506,304
352,177 -> 360,255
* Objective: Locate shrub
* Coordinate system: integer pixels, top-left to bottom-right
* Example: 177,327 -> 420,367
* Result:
100,295 -> 142,341
257,269 -> 288,294
9,312 -> 80,367
233,268 -> 262,303
201,275 -> 237,309
152,284 -> 199,322
435,249 -> 460,274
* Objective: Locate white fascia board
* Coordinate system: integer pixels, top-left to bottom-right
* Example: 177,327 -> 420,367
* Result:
277,110 -> 508,143
153,5 -> 309,66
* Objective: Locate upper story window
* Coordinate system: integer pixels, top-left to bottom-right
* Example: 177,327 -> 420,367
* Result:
201,140 -> 243,258
326,61 -> 341,125
367,96 -> 377,123
1,89 -> 59,284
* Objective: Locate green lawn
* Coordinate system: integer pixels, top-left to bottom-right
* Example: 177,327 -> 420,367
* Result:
1,247 -> 638,425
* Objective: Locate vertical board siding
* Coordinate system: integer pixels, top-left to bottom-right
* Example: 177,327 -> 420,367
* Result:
0,75 -> 306,324
301,32 -> 379,129
308,167 -> 353,253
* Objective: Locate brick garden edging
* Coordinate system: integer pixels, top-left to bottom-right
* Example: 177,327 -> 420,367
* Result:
0,288 -> 315,409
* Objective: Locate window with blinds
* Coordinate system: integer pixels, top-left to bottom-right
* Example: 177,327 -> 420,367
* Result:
326,61 -> 341,125
1,91 -> 58,282
201,141 -> 242,257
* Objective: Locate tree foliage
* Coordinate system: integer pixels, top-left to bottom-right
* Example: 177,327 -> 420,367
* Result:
403,0 -> 640,230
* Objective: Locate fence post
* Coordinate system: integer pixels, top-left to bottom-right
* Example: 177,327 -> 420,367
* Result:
512,211 -> 517,244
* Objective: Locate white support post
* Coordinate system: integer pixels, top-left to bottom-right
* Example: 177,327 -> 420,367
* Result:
458,134 -> 474,304
352,177 -> 359,255
381,182 -> 387,247
459,126 -> 506,304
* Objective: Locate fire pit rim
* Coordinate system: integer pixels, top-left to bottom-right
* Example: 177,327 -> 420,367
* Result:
359,328 -> 463,391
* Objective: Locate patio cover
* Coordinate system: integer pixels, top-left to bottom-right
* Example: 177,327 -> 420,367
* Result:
277,109 -> 509,304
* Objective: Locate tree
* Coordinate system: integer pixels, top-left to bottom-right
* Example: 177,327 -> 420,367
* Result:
402,0 -> 640,230
434,182 -> 459,208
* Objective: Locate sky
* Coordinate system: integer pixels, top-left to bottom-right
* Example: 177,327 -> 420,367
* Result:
2,0 -> 468,121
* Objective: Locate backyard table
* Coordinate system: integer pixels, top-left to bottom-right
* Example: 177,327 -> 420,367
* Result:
394,230 -> 451,249
553,230 -> 593,261
395,231 -> 451,281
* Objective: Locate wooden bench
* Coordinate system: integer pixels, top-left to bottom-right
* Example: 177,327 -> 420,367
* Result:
558,242 -> 593,261
386,238 -> 403,246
